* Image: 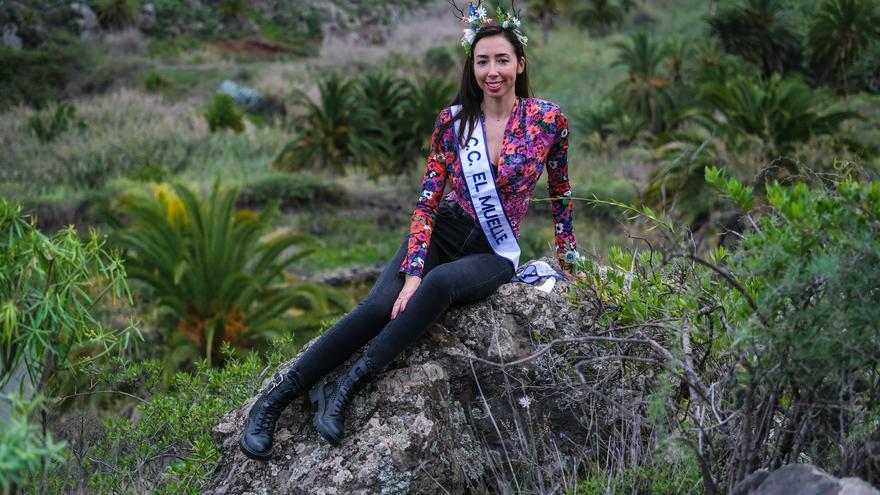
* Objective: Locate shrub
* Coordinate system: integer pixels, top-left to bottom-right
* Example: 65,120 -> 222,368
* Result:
204,94 -> 245,133
0,42 -> 88,110
41,343 -> 293,493
571,175 -> 880,491
95,0 -> 140,30
26,103 -> 85,143
0,395 -> 67,493
0,199 -> 136,392
142,69 -> 171,92
0,199 -> 136,491
237,173 -> 346,209
424,45 -> 455,74
113,182 -> 348,369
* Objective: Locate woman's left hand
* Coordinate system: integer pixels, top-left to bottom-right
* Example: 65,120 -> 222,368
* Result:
563,268 -> 586,282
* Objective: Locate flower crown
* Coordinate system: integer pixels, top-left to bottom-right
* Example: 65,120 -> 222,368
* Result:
456,2 -> 528,56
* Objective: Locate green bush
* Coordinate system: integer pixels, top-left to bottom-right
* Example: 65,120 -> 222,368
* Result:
0,199 -> 136,491
0,395 -> 67,493
204,94 -> 245,133
113,182 -> 348,369
143,69 -> 171,92
0,43 -> 88,110
26,103 -> 85,143
238,174 -> 346,208
573,174 -> 880,490
41,343 -> 292,494
95,0 -> 139,30
424,46 -> 455,74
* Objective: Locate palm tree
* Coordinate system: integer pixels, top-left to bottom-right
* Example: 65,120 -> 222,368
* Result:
707,0 -> 803,77
573,0 -> 627,35
807,0 -> 880,91
115,182 -> 348,369
274,75 -> 386,175
612,32 -> 673,134
696,74 -> 861,154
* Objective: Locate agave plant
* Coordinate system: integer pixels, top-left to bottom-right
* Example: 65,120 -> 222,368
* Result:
612,32 -> 675,134
707,0 -> 803,77
114,182 -> 348,369
807,0 -> 880,91
274,75 -> 386,175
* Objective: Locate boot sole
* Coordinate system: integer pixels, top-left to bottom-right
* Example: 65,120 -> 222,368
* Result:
239,436 -> 272,460
310,383 -> 342,446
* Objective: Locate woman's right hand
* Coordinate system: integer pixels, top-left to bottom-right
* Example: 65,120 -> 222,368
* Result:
391,275 -> 422,320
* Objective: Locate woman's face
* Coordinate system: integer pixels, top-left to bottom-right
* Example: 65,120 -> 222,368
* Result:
472,34 -> 524,99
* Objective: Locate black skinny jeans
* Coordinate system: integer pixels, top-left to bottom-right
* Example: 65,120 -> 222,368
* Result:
291,199 -> 515,386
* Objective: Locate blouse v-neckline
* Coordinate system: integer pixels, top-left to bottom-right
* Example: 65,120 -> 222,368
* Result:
479,97 -> 522,170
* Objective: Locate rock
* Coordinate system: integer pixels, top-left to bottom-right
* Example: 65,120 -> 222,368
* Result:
311,264 -> 384,287
1,23 -> 21,50
139,3 -> 155,32
206,263 -> 598,494
732,464 -> 880,495
218,80 -> 262,112
70,3 -> 100,40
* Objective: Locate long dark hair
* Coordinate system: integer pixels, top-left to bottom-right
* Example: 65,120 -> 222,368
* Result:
439,25 -> 532,146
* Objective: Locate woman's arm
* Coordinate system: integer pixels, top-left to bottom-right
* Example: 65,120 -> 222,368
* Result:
545,110 -> 580,277
398,110 -> 453,279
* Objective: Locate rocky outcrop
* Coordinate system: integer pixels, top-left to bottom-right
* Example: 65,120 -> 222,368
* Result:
732,464 -> 880,495
206,267 -> 597,494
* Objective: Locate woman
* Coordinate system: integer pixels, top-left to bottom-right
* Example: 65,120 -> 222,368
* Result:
239,6 -> 581,460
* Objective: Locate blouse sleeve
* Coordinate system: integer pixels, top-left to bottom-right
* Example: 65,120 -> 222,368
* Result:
546,109 -> 578,270
399,110 -> 454,278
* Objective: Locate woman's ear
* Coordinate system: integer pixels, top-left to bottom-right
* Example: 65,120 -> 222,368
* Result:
517,57 -> 526,74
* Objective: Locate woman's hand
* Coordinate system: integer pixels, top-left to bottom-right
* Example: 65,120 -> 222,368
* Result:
563,268 -> 586,282
391,275 -> 422,320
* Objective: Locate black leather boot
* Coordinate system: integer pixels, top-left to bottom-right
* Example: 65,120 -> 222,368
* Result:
309,356 -> 373,446
239,368 -> 303,460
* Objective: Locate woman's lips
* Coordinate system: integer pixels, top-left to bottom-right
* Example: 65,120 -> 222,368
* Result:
486,81 -> 502,93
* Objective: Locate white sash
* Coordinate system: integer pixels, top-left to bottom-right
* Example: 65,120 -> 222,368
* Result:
450,105 -> 520,270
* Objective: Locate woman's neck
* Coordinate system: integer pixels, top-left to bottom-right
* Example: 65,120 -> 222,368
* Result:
481,93 -> 518,122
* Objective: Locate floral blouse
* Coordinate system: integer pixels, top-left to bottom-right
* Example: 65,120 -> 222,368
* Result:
400,97 -> 578,278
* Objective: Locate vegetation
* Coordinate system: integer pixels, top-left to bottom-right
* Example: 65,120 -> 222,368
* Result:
1,0 -> 879,491
205,94 -> 245,133
568,174 -> 880,491
113,182 -> 347,368
0,199 -> 137,490
274,73 -> 454,177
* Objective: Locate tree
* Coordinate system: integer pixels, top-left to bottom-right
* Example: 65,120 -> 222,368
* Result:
114,182 -> 347,368
612,32 -> 673,134
707,0 -> 803,77
807,0 -> 880,91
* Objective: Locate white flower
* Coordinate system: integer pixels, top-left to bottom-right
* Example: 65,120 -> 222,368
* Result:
560,128 -> 569,138
462,28 -> 476,46
475,5 -> 487,19
515,32 -> 528,46
512,17 -> 521,28
502,20 -> 510,28
518,396 -> 532,409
